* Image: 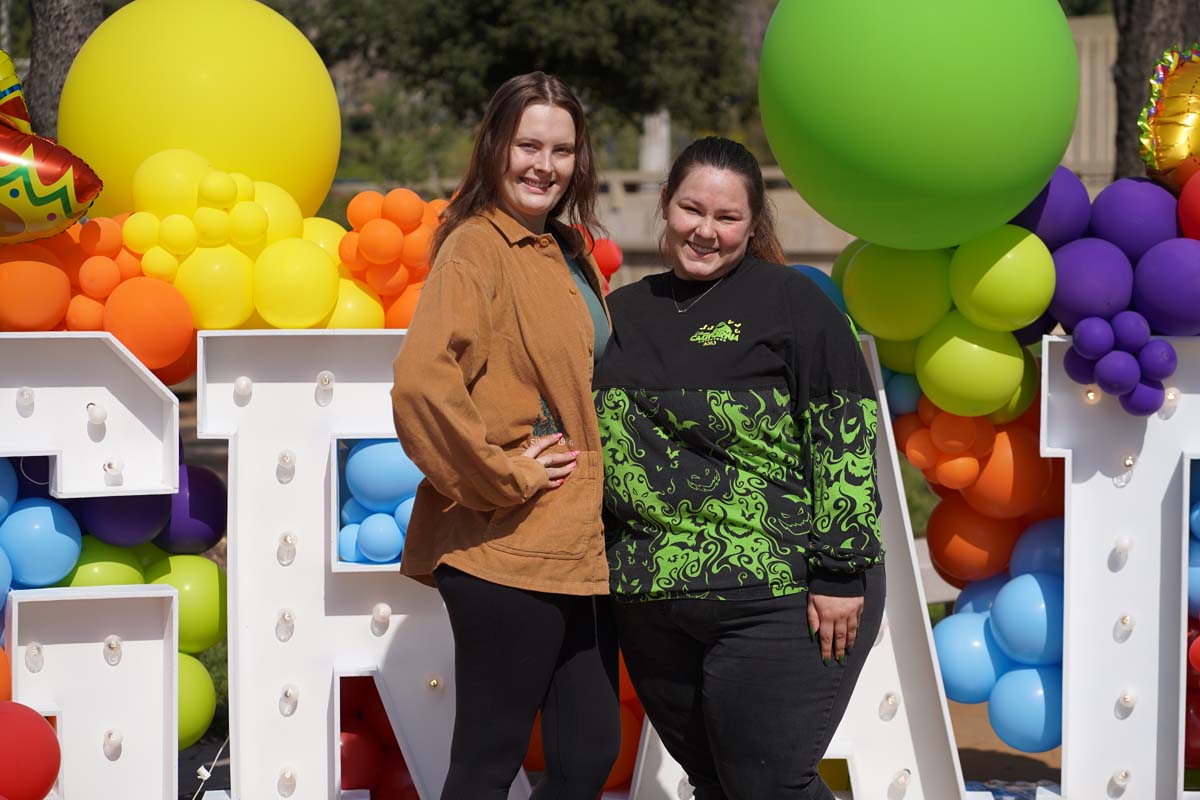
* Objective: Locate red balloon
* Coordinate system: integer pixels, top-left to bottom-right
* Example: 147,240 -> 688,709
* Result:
340,676 -> 374,723
1187,690 -> 1200,769
340,721 -> 384,790
1181,172 -> 1200,240
0,701 -> 61,800
373,750 -> 419,800
592,238 -> 624,278
0,128 -> 101,244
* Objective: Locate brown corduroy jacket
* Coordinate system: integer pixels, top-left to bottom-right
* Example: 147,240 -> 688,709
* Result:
390,208 -> 611,595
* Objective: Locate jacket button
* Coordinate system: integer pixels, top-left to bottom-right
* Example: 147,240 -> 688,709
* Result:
539,237 -> 550,248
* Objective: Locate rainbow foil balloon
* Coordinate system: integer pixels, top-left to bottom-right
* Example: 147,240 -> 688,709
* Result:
1140,42 -> 1200,193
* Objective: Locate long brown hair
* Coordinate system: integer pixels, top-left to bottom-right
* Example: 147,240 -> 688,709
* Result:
431,72 -> 602,262
659,136 -> 785,265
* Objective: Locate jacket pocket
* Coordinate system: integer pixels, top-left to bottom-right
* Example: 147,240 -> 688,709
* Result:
483,475 -> 597,560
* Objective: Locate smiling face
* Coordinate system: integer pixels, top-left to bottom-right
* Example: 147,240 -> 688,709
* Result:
662,165 -> 755,281
496,103 -> 577,233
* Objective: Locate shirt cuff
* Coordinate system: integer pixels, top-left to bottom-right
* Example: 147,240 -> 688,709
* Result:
808,568 -> 866,597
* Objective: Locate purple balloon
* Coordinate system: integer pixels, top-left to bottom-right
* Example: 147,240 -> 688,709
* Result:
1094,350 -> 1141,396
1014,312 -> 1057,347
1120,379 -> 1165,417
1133,238 -> 1200,335
15,456 -> 50,499
154,465 -> 228,554
74,493 -> 171,547
1049,239 -> 1133,330
1063,347 -> 1097,385
1138,339 -> 1178,381
1071,317 -> 1114,360
1090,178 -> 1179,263
1011,165 -> 1091,251
1111,310 -> 1150,353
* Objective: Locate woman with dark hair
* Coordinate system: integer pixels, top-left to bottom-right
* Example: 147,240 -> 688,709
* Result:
594,136 -> 885,799
390,72 -> 618,799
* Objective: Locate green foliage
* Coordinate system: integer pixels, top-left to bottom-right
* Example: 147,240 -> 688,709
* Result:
900,459 -> 938,538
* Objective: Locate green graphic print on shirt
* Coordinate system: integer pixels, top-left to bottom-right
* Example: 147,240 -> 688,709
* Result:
596,386 -> 879,601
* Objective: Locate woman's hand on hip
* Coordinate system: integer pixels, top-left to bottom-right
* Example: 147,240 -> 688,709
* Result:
522,433 -> 578,488
807,593 -> 864,666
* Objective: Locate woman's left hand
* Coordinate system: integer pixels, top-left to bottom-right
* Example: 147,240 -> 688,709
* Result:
807,593 -> 864,665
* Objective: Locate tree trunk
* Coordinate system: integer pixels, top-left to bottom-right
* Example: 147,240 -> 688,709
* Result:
1112,0 -> 1200,179
26,0 -> 102,137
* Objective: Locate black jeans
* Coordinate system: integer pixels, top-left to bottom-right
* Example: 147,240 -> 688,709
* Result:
614,567 -> 886,800
434,565 -> 621,800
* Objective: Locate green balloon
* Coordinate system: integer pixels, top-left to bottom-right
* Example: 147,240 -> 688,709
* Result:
178,653 -> 216,750
875,336 -> 918,374
56,536 -> 145,587
950,225 -> 1055,332
831,238 -> 867,288
988,349 -> 1040,425
916,311 -> 1025,417
843,244 -> 952,341
759,0 -> 1078,250
128,540 -> 170,571
146,555 -> 227,654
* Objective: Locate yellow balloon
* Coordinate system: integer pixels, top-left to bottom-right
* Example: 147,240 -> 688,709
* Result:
199,170 -> 238,209
228,201 -> 269,249
253,238 -> 338,328
141,246 -> 180,281
230,173 -> 255,202
122,211 -> 160,254
175,245 -> 255,329
302,216 -> 347,261
325,278 -> 384,329
193,207 -> 230,247
58,0 -> 340,217
131,149 -> 210,217
254,181 -> 304,245
159,214 -> 198,256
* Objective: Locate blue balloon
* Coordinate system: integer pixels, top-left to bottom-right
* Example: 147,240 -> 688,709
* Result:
0,457 -> 16,523
1191,461 -> 1200,503
1010,518 -> 1065,577
885,373 -> 921,416
954,573 -> 1009,615
357,513 -> 405,563
0,498 -> 82,587
932,612 -> 1016,703
344,439 -> 424,513
880,366 -> 895,384
990,572 -> 1064,665
793,265 -> 848,313
394,496 -> 416,533
341,498 -> 369,526
1190,499 -> 1200,541
338,523 -> 363,563
1189,538 -> 1200,616
988,666 -> 1063,753
0,545 -> 11,613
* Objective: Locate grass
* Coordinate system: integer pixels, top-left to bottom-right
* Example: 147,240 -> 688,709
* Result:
197,640 -> 229,740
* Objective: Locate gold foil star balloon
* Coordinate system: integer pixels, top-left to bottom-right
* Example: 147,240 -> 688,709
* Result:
1140,43 -> 1200,193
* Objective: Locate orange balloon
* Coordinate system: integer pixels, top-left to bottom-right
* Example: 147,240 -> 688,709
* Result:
926,493 -> 1024,582
904,428 -> 941,471
524,711 -> 546,772
0,260 -> 70,330
961,426 -> 1052,519
382,188 -> 425,234
78,255 -> 121,299
935,453 -> 981,490
619,651 -> 636,703
358,218 -> 404,266
113,247 -> 143,281
970,418 -> 996,458
103,277 -> 193,369
152,333 -> 198,386
423,198 -> 449,228
930,413 -> 975,455
347,190 -> 384,231
338,230 -> 363,272
80,217 -> 123,258
384,283 -> 423,328
366,262 -> 410,297
407,263 -> 430,284
0,242 -> 59,266
931,557 -> 967,590
65,293 -> 105,331
604,703 -> 643,789
891,414 -> 923,452
917,394 -> 939,426
927,479 -> 957,500
1022,458 -> 1065,525
400,224 -> 434,270
923,466 -> 941,485
1014,391 -> 1042,433
0,646 -> 10,702
41,226 -> 85,289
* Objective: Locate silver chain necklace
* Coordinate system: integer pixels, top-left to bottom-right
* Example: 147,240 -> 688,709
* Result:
670,273 -> 726,314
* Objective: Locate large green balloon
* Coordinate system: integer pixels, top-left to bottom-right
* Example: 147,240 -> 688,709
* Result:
56,536 -> 144,587
843,244 -> 952,341
146,555 -> 227,654
988,349 -> 1040,425
950,225 -> 1055,332
875,337 -> 918,374
916,311 -> 1025,417
178,653 -> 216,750
831,238 -> 867,289
759,1 -> 1079,250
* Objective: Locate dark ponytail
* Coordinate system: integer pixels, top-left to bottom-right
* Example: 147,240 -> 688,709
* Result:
660,136 -> 785,264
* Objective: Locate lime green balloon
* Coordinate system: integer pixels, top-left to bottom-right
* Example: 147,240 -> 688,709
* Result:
916,311 -> 1025,417
128,540 -> 169,571
875,337 -> 918,374
831,238 -> 867,289
988,349 -> 1040,425
843,244 -> 952,341
178,653 -> 216,750
759,0 -> 1078,250
146,555 -> 227,654
57,536 -> 144,587
950,225 -> 1055,332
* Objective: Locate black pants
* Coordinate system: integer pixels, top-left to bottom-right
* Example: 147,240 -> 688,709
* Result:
434,565 -> 621,800
614,568 -> 886,800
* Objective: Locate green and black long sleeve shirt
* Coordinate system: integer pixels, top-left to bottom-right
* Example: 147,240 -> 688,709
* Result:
593,257 -> 883,602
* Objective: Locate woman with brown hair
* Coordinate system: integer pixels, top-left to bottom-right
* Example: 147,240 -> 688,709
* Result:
390,72 -> 618,799
594,136 -> 886,799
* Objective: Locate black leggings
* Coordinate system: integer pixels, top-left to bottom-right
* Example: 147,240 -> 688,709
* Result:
434,565 -> 621,800
614,567 -> 886,800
